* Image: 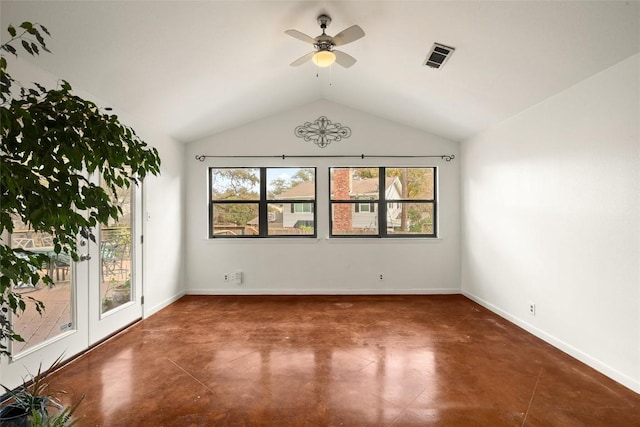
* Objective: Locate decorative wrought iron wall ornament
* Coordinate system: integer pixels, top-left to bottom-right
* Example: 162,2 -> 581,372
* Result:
295,116 -> 351,148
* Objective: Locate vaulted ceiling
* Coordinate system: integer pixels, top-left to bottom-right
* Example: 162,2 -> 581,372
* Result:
1,1 -> 638,143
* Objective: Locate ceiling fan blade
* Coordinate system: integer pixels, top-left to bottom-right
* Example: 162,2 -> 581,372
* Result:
290,51 -> 315,66
285,29 -> 317,44
333,50 -> 357,68
332,25 -> 365,46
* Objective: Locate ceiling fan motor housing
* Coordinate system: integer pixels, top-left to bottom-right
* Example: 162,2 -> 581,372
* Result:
317,14 -> 332,29
315,15 -> 334,51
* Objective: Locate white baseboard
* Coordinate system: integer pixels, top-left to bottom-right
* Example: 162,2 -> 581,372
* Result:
143,291 -> 185,318
463,291 -> 640,394
185,288 -> 460,296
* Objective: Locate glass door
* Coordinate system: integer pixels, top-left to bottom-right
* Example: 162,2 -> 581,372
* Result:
0,219 -> 90,389
0,180 -> 143,389
88,179 -> 143,344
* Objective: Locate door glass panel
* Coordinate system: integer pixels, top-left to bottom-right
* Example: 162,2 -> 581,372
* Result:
9,215 -> 74,355
100,182 -> 133,314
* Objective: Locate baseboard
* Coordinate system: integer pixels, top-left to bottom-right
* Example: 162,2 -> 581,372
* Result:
143,291 -> 185,318
462,291 -> 640,394
186,288 -> 460,296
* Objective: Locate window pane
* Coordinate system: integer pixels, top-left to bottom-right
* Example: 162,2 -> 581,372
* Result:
268,203 -> 314,236
331,203 -> 378,235
10,215 -> 73,355
267,168 -> 315,200
385,168 -> 434,200
386,202 -> 434,235
100,179 -> 133,315
212,203 -> 259,236
211,168 -> 260,201
330,167 -> 379,201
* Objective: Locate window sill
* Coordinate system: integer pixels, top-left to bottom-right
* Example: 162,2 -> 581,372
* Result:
324,236 -> 443,243
203,236 -> 443,243
205,237 -> 321,243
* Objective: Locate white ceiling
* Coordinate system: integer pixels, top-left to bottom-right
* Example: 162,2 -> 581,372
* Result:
1,1 -> 638,143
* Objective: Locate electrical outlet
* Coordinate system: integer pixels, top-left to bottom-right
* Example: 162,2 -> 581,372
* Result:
224,273 -> 229,282
529,303 -> 536,316
379,273 -> 384,281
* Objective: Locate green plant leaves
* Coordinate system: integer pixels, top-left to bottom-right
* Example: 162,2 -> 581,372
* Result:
0,21 -> 162,356
21,39 -> 33,54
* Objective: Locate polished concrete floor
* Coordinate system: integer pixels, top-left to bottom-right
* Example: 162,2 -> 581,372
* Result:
49,295 -> 640,426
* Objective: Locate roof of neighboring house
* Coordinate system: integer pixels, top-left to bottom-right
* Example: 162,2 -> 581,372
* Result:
351,177 -> 400,196
276,182 -> 315,199
277,176 -> 402,199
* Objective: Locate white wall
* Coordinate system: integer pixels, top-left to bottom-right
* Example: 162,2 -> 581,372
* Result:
185,100 -> 460,295
138,125 -> 186,317
461,55 -> 640,392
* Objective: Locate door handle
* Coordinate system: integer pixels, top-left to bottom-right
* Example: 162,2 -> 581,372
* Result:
79,254 -> 92,262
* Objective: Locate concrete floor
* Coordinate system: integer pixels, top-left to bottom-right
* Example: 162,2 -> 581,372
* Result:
46,295 -> 640,426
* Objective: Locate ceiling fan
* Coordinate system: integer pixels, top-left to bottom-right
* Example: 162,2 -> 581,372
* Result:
285,14 -> 365,68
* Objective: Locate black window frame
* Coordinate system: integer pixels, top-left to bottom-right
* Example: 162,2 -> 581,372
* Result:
209,167 -> 317,238
329,166 -> 437,238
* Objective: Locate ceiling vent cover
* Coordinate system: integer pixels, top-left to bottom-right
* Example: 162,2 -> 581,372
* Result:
424,43 -> 455,69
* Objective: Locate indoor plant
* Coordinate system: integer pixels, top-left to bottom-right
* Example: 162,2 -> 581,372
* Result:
0,356 -> 83,426
0,22 -> 161,355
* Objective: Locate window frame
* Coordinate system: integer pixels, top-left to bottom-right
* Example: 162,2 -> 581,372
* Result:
209,167 -> 317,238
329,166 -> 437,238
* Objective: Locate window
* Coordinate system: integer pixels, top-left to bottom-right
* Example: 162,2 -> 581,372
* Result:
293,203 -> 314,213
356,203 -> 375,213
329,167 -> 436,237
210,167 -> 316,237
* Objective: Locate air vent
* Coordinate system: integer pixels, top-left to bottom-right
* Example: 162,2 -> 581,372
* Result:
424,43 -> 455,69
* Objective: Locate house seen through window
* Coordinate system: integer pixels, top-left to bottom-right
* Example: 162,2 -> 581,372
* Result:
329,167 -> 436,237
210,167 -> 316,237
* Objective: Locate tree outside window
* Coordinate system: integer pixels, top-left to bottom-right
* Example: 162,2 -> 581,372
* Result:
210,167 -> 316,237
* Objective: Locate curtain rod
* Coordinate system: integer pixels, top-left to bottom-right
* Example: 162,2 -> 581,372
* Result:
195,154 -> 455,162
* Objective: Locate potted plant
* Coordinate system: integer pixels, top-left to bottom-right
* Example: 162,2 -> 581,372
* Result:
0,356 -> 83,426
112,277 -> 131,303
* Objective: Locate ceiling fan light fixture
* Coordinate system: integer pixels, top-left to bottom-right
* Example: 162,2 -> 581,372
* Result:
286,14 -> 364,68
312,50 -> 336,67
